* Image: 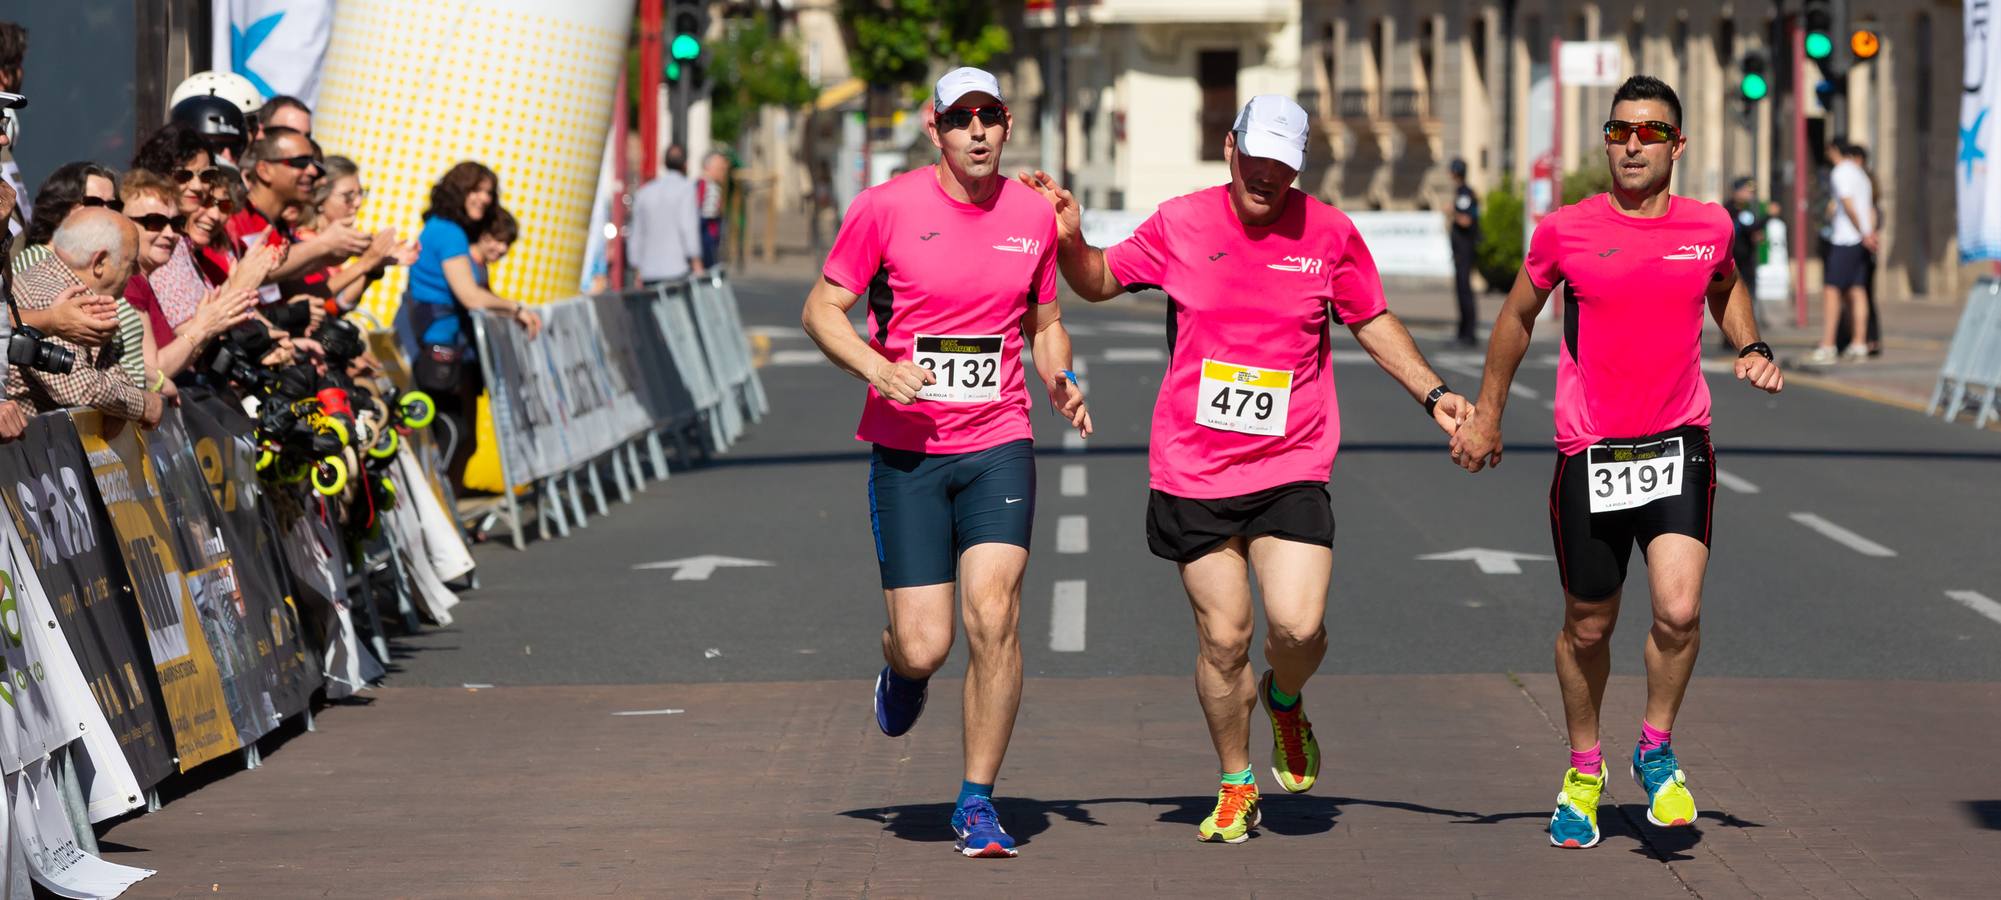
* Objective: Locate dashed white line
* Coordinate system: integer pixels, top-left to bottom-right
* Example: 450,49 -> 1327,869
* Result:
1103,347 -> 1166,363
1060,464 -> 1087,497
1508,383 -> 1540,400
1051,580 -> 1087,652
612,708 -> 686,717
1945,590 -> 2001,627
1714,470 -> 1761,494
1101,321 -> 1167,336
1062,430 -> 1086,452
1056,515 -> 1089,554
1788,513 -> 1897,557
769,349 -> 826,366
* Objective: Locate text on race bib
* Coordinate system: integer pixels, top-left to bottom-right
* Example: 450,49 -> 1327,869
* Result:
1585,437 -> 1684,513
913,335 -> 1003,403
1195,359 -> 1291,436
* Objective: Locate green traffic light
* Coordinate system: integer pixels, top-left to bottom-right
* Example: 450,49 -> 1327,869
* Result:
667,61 -> 681,81
671,33 -> 701,61
1805,32 -> 1833,60
1740,73 -> 1769,101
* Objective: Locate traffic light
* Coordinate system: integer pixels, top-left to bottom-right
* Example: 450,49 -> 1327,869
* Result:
666,0 -> 705,87
1804,0 -> 1835,61
1849,28 -> 1880,63
1739,52 -> 1770,103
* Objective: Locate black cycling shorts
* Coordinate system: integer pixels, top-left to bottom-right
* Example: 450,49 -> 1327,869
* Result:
1825,244 -> 1874,290
1549,425 -> 1715,601
868,439 -> 1036,590
1146,481 -> 1335,563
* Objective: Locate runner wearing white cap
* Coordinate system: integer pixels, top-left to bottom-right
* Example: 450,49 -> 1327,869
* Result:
1021,95 -> 1469,844
803,65 -> 1089,859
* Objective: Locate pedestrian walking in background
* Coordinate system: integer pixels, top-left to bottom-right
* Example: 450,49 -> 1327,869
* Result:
627,143 -> 706,286
1449,157 -> 1481,347
1724,176 -> 1772,333
697,150 -> 728,270
1811,140 -> 1877,363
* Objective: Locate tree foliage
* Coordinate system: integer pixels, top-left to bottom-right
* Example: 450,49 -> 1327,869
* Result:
840,0 -> 1011,98
708,14 -> 817,145
1476,175 -> 1524,293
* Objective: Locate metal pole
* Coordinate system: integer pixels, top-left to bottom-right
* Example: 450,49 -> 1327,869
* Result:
611,67 -> 631,292
1551,36 -> 1563,207
640,0 -> 664,183
1056,0 -> 1071,187
1792,15 -> 1811,328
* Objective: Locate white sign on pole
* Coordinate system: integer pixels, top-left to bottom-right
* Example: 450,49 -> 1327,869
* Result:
1558,42 -> 1626,87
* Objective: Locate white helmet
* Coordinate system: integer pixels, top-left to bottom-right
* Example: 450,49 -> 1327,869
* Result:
170,71 -> 265,116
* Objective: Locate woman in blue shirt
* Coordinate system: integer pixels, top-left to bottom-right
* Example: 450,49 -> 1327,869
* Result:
405,161 -> 541,485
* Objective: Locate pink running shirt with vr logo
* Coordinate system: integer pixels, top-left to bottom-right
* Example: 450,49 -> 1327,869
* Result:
821,169 -> 1060,454
1524,194 -> 1737,455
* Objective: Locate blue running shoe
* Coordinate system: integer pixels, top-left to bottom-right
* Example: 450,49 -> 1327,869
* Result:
1631,744 -> 1698,827
950,796 -> 1018,858
873,665 -> 927,737
1547,768 -> 1604,849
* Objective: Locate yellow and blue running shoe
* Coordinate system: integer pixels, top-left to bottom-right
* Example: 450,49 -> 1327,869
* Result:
1548,767 -> 1603,849
1631,744 -> 1698,827
950,796 -> 1018,858
1197,782 -> 1262,844
1258,670 -> 1320,793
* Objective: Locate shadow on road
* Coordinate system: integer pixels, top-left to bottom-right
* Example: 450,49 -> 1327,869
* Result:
1962,800 -> 2001,830
839,793 -> 1521,846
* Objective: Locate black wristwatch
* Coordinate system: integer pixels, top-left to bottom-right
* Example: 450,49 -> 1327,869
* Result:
1424,384 -> 1451,417
1737,341 -> 1773,361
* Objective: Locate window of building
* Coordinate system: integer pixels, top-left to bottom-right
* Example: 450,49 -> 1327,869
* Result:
1198,49 -> 1240,162
1321,22 -> 1338,116
1418,16 -> 1436,115
1470,14 -> 1488,89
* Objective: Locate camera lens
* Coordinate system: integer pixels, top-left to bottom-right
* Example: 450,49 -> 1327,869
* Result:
34,341 -> 74,374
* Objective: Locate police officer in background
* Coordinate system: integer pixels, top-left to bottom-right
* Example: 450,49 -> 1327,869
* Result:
1724,177 -> 1771,332
1449,158 -> 1480,347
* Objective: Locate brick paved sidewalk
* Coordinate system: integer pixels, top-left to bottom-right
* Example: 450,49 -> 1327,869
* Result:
100,674 -> 2001,898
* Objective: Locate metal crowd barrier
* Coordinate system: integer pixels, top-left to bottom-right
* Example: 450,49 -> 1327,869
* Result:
467,268 -> 768,549
1929,278 -> 2001,427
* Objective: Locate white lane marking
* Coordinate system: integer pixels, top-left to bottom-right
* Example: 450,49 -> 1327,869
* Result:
1056,515 -> 1089,554
1508,383 -> 1540,400
1436,360 -> 1482,379
1542,399 -> 1557,410
1714,470 -> 1760,494
1332,350 -> 1370,364
1060,464 -> 1087,497
612,708 -> 686,717
1101,321 -> 1166,336
1062,430 -> 1086,452
1051,580 -> 1087,652
462,683 -> 495,690
1417,548 -> 1553,575
1103,347 -> 1166,363
1788,513 -> 1897,557
1945,591 -> 2001,627
1061,323 -> 1098,336
633,555 -> 775,580
769,349 -> 826,366
1071,356 -> 1089,393
747,325 -> 804,339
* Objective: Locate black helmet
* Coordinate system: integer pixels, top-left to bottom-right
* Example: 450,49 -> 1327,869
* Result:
171,94 -> 248,162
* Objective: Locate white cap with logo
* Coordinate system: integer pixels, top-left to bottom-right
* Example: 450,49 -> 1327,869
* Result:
934,67 -> 1004,112
1231,95 -> 1309,171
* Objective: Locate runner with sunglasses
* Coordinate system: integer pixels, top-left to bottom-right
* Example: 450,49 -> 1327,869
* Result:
1022,95 -> 1470,845
801,66 -> 1089,860
1449,76 -> 1783,850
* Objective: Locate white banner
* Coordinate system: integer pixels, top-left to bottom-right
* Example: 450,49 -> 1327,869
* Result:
1962,1 -> 2001,261
0,521 -> 108,778
212,0 -> 336,106
1348,211 -> 1456,279
8,760 -> 153,898
479,300 -> 652,485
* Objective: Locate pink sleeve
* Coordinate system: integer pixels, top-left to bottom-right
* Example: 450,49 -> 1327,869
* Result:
821,189 -> 883,294
1032,216 -> 1059,304
1523,208 -> 1565,291
1329,225 -> 1388,324
1104,209 -> 1169,288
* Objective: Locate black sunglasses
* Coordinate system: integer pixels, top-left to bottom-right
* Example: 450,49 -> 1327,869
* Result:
78,196 -> 123,212
172,167 -> 226,186
128,212 -> 187,232
938,104 -> 1007,131
269,154 -> 325,175
1603,119 -> 1681,145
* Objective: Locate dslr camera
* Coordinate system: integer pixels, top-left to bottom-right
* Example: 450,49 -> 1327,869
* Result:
3,323 -> 76,375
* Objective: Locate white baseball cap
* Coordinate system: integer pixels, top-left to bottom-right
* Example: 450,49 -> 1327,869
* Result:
1231,95 -> 1309,171
934,67 -> 1004,112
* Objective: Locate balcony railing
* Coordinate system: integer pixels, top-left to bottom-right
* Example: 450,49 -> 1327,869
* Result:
1338,89 -> 1377,120
1387,88 -> 1429,120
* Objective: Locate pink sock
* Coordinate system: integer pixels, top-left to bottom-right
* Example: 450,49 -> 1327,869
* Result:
1639,720 -> 1671,753
1569,743 -> 1603,776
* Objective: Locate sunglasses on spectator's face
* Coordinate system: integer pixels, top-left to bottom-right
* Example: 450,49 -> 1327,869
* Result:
78,196 -> 123,212
270,155 -> 324,175
938,104 -> 1007,131
172,167 -> 224,187
208,193 -> 236,214
1603,119 -> 1681,145
128,212 -> 187,233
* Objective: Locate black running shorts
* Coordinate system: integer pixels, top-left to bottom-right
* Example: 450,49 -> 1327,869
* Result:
1145,481 -> 1335,563
868,439 -> 1036,590
1549,425 -> 1716,601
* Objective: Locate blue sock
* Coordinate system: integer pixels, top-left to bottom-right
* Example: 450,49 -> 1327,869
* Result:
1268,679 -> 1299,712
957,780 -> 994,807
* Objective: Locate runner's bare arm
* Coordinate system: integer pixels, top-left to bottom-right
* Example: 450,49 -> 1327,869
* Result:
1453,265 -> 1553,473
1016,170 -> 1123,301
1023,299 -> 1093,436
1347,310 -> 1472,437
800,275 -> 934,404
1707,268 -> 1785,394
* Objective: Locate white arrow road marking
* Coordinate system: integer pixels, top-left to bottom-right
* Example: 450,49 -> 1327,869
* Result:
1714,470 -> 1760,494
1057,515 -> 1089,554
1788,513 -> 1896,557
612,709 -> 686,717
1946,591 -> 2001,627
633,555 -> 776,581
1060,464 -> 1087,497
1051,580 -> 1086,652
1418,548 -> 1555,575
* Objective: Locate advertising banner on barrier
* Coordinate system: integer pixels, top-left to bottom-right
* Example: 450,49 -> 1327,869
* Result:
71,411 -> 241,772
0,415 -> 169,814
478,300 -> 651,485
0,518 -> 95,774
180,393 -> 321,722
7,757 -> 154,896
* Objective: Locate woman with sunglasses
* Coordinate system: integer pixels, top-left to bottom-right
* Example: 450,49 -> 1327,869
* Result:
10,161 -> 131,372
118,170 -> 255,386
300,156 -> 416,314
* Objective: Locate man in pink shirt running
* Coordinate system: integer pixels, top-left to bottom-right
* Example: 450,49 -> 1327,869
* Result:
1022,95 -> 1471,844
801,67 -> 1090,859
1451,76 -> 1783,850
